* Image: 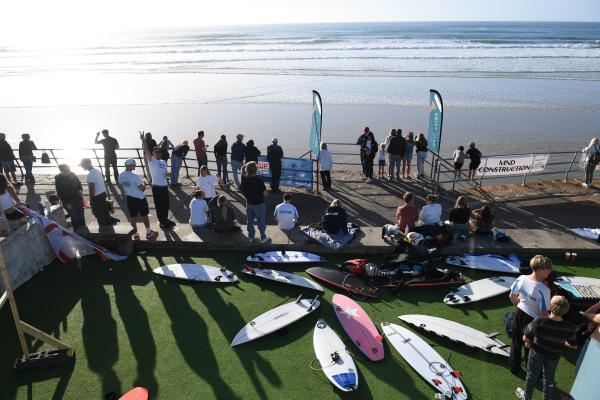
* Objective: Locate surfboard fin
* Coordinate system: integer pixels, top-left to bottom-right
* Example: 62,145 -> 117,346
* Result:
295,294 -> 303,303
432,378 -> 442,386
486,332 -> 500,339
451,370 -> 462,378
453,386 -> 463,394
308,295 -> 319,311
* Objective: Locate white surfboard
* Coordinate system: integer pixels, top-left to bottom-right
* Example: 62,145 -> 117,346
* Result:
444,276 -> 517,305
247,251 -> 324,264
241,266 -> 324,292
313,319 -> 358,392
381,322 -> 468,399
231,295 -> 320,346
446,253 -> 521,274
399,315 -> 510,358
153,264 -> 238,283
555,276 -> 600,299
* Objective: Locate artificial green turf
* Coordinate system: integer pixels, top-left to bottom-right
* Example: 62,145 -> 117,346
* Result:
0,252 -> 598,400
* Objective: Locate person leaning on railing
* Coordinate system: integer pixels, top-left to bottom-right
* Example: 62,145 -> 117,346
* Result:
581,137 -> 599,187
170,140 -> 189,186
415,133 -> 428,179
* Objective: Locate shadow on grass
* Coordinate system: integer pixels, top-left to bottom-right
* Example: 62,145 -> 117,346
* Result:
140,255 -> 240,400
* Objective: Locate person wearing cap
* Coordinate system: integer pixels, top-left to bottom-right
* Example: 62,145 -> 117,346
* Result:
267,137 -> 284,192
230,133 -> 246,189
170,140 -> 189,186
140,131 -> 175,229
18,133 -> 37,184
54,164 -> 86,231
81,158 -> 111,225
213,134 -> 229,185
94,129 -> 120,184
118,159 -> 158,240
356,127 -> 370,177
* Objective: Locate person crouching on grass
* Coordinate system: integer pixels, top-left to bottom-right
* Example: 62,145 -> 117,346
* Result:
377,143 -> 386,179
515,295 -> 577,400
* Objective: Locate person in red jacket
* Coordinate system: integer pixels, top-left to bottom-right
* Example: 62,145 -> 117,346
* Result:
382,191 -> 419,239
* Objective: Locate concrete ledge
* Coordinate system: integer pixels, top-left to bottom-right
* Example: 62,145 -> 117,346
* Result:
80,224 -> 136,256
132,224 -> 600,258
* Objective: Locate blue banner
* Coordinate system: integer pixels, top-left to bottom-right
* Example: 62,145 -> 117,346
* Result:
256,156 -> 314,190
427,89 -> 443,153
310,90 -> 323,155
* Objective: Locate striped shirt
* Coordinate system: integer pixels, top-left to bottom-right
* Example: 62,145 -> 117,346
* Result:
524,317 -> 576,360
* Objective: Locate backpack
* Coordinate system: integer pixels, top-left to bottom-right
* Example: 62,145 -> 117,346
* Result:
504,312 -> 515,338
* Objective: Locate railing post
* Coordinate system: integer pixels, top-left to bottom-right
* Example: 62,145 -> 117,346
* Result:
564,151 -> 579,182
92,149 -> 105,181
183,157 -> 190,180
136,149 -> 148,181
522,154 -> 537,186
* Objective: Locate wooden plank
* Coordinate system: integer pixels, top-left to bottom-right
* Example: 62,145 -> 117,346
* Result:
20,321 -> 72,351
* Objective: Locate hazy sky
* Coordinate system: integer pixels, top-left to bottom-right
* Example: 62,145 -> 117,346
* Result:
1,0 -> 599,43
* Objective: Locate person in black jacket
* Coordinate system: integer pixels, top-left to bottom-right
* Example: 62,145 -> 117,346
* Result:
267,137 -> 284,192
361,131 -> 377,183
321,199 -> 348,235
0,133 -> 17,184
240,161 -> 270,243
387,129 -> 406,181
18,133 -> 37,184
213,135 -> 229,185
245,140 -> 261,163
94,129 -> 120,184
356,127 -> 369,177
230,134 -> 246,189
54,164 -> 86,231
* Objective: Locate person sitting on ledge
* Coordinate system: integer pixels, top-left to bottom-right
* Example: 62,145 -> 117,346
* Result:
0,175 -> 26,232
321,199 -> 348,235
414,193 -> 442,236
382,191 -> 419,239
189,190 -> 210,229
448,195 -> 471,240
209,195 -> 240,232
470,203 -> 495,235
274,193 -> 299,232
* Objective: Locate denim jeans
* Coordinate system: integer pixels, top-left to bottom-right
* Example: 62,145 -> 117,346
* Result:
246,202 -> 266,240
21,154 -> 35,181
197,154 -> 208,169
524,353 -> 559,400
450,222 -> 469,239
231,159 -> 243,188
64,198 -> 86,230
388,154 -> 401,178
216,155 -> 228,184
171,154 -> 183,184
585,162 -> 596,185
416,151 -> 427,177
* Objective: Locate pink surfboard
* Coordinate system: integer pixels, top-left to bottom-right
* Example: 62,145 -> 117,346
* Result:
119,387 -> 148,400
332,294 -> 384,361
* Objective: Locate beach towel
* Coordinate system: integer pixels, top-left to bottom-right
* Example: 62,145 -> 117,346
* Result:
301,223 -> 360,250
568,228 -> 600,241
17,205 -> 127,263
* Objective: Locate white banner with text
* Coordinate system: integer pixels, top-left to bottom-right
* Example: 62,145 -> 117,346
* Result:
476,154 -> 549,177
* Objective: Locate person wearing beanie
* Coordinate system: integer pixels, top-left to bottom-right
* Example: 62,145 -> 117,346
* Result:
266,137 -> 284,192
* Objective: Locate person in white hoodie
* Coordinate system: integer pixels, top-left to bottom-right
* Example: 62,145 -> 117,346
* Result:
318,142 -> 333,190
415,193 -> 442,236
582,137 -> 599,187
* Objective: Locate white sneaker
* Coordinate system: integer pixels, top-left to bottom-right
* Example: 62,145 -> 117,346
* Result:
582,183 -> 588,187
259,236 -> 271,243
365,178 -> 372,183
515,387 -> 526,400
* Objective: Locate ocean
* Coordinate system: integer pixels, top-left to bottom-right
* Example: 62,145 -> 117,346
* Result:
0,21 -> 599,158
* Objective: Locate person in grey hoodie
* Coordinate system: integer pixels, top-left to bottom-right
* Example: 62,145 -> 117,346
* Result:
582,137 -> 599,187
230,133 -> 246,189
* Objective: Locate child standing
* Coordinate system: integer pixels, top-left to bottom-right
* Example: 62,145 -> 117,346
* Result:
453,145 -> 465,180
516,295 -> 577,400
378,143 -> 386,179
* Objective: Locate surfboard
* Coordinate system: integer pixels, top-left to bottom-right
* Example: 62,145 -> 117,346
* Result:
443,276 -> 517,305
381,322 -> 468,399
306,267 -> 379,298
446,253 -> 521,274
399,315 -> 510,357
555,276 -> 600,299
570,335 -> 600,399
313,319 -> 358,392
247,251 -> 324,264
241,266 -> 324,292
153,264 -> 238,283
332,294 -> 384,361
119,387 -> 148,400
231,294 -> 320,346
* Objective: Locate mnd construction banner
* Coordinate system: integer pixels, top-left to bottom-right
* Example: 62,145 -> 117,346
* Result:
476,154 -> 549,177
256,156 -> 314,190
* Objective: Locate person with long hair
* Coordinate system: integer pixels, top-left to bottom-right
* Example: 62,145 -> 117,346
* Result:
448,195 -> 470,240
0,174 -> 26,232
582,137 -> 599,187
403,131 -> 414,179
470,203 -> 495,235
415,133 -> 428,179
244,140 -> 261,163
196,165 -> 220,201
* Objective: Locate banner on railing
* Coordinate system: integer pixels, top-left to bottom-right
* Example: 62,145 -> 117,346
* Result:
256,156 -> 314,190
310,90 -> 323,155
476,154 -> 549,177
427,89 -> 443,153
